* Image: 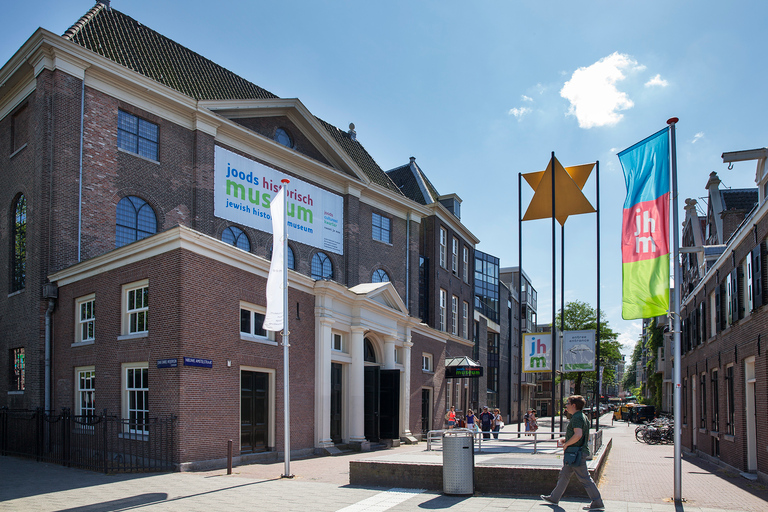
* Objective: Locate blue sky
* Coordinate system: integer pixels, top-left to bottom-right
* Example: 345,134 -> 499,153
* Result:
3,1 -> 766,358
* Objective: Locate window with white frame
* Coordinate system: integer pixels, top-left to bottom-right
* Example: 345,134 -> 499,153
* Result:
439,289 -> 447,331
463,301 -> 469,339
743,258 -> 753,314
332,332 -> 347,352
451,295 -> 458,335
710,291 -> 717,338
122,281 -> 148,336
439,227 -> 447,268
75,367 -> 96,422
76,294 -> 95,344
395,347 -> 402,365
422,353 -> 433,372
372,212 -> 392,243
463,246 -> 469,283
452,238 -> 459,274
240,302 -> 275,342
118,110 -> 159,160
124,364 -> 148,434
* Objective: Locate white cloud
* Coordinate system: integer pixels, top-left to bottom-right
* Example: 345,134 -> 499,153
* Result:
560,52 -> 638,129
522,95 -> 533,102
692,132 -> 704,144
508,106 -> 532,120
645,74 -> 668,88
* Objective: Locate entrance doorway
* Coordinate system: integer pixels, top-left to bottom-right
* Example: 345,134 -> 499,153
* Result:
331,363 -> 343,444
363,366 -> 401,441
241,370 -> 269,454
745,357 -> 757,471
421,388 -> 432,433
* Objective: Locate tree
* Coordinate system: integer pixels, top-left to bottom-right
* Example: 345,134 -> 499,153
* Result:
555,300 -> 622,396
644,318 -> 664,410
622,337 -> 644,392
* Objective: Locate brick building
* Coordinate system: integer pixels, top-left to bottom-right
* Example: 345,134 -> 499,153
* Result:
679,155 -> 768,482
0,2 -> 487,468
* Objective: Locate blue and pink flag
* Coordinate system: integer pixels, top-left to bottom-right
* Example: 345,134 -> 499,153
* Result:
618,127 -> 670,320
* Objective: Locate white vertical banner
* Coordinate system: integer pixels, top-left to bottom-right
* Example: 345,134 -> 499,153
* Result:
523,333 -> 552,373
562,330 -> 596,372
263,187 -> 286,331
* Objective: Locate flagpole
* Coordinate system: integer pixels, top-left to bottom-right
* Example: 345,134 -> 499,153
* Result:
550,151 -> 556,438
668,118 -> 682,502
595,160 -> 601,432
280,178 -> 293,479
518,172 -> 523,438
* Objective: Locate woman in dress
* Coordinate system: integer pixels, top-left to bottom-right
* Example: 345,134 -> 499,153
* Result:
492,408 -> 503,439
465,409 -> 478,432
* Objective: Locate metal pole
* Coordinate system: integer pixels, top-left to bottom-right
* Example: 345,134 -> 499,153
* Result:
280,179 -> 293,479
560,223 -> 564,433
518,172 -> 523,437
668,118 -> 682,502
550,152 -> 556,438
595,160 -> 601,432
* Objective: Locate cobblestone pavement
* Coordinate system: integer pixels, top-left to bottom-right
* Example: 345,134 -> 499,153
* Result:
1,413 -> 767,511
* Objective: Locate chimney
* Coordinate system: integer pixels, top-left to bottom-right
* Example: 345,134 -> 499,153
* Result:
98,0 -> 111,8
348,123 -> 356,141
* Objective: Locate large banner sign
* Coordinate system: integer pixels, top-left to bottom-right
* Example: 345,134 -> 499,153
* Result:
562,330 -> 595,372
523,333 -> 552,373
214,146 -> 344,254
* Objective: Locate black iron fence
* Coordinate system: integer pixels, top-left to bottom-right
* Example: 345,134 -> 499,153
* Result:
0,408 -> 176,473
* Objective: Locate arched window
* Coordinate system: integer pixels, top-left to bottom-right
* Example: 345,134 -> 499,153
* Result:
372,269 -> 390,283
11,194 -> 26,292
116,196 -> 157,248
222,226 -> 251,251
364,338 -> 377,363
311,251 -> 333,280
286,245 -> 295,270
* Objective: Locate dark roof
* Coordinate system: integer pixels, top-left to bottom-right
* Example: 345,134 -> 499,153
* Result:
386,160 -> 441,206
63,3 -> 402,195
721,188 -> 758,212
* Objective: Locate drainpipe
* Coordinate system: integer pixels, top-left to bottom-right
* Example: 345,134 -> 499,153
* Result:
78,80 -> 84,261
44,299 -> 55,412
405,212 -> 410,308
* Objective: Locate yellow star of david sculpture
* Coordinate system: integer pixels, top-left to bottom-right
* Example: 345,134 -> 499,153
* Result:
522,157 -> 595,225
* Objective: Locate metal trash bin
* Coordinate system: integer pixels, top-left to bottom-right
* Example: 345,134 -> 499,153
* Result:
442,429 -> 474,495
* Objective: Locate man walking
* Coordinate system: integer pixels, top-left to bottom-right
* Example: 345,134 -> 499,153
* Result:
478,406 -> 494,439
541,395 -> 604,510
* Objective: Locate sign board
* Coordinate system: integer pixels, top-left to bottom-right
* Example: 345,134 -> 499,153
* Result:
523,333 -> 552,372
157,358 -> 178,369
183,357 -> 213,368
563,330 -> 596,372
445,365 -> 483,378
214,146 -> 344,254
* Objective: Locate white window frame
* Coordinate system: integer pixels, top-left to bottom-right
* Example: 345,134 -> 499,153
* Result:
452,238 -> 459,274
422,353 -> 433,372
463,301 -> 469,339
121,280 -> 148,337
709,291 -> 717,338
332,332 -> 348,353
240,301 -> 276,345
439,289 -> 447,331
463,246 -> 469,283
726,273 -> 733,325
75,366 -> 96,423
122,362 -> 149,435
372,212 -> 392,243
439,227 -> 447,268
451,295 -> 458,335
75,294 -> 96,345
395,347 -> 402,365
744,258 -> 753,314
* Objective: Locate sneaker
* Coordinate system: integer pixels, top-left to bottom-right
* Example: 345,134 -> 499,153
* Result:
541,495 -> 558,505
583,502 -> 605,510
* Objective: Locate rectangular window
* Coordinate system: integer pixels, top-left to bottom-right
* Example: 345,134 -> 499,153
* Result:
76,367 -> 96,422
709,291 -> 717,338
372,212 -> 391,243
452,238 -> 459,275
240,302 -> 275,342
124,364 -> 148,434
711,369 -> 719,432
744,258 -> 753,314
462,301 -> 469,339
439,289 -> 447,331
463,247 -> 469,283
126,283 -> 149,334
700,373 -> 707,430
77,295 -> 96,343
725,365 -> 735,435
11,104 -> 28,153
9,347 -> 25,391
422,353 -> 433,372
451,295 -> 458,335
333,333 -> 343,351
117,110 -> 159,160
439,228 -> 447,268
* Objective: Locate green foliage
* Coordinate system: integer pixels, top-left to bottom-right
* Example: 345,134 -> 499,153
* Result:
555,300 -> 622,395
622,338 -> 644,391
644,319 -> 664,410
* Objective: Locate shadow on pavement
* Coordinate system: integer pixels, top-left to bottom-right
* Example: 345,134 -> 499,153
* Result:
416,494 -> 470,509
55,493 -> 168,512
681,453 -> 768,501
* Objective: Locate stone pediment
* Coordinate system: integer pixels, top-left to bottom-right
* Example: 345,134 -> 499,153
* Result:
348,282 -> 407,314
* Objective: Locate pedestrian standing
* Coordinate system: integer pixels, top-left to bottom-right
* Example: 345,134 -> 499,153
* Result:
445,406 -> 457,429
492,408 -> 503,439
465,409 -> 478,432
541,395 -> 604,510
479,406 -> 494,439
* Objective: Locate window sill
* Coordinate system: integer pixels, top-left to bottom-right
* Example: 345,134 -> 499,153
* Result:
118,432 -> 149,441
10,143 -> 27,159
422,369 -> 434,374
72,340 -> 95,348
723,434 -> 736,442
7,289 -> 24,298
117,146 -> 159,164
710,430 -> 720,437
7,391 -> 24,395
699,428 -> 707,434
118,332 -> 149,341
240,334 -> 277,346
373,238 -> 393,246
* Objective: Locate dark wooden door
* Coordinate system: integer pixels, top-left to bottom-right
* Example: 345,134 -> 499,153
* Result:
364,366 -> 380,441
331,363 -> 343,444
241,371 -> 268,453
379,370 -> 400,439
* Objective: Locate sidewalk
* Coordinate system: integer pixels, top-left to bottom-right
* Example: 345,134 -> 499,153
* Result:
1,413 -> 767,511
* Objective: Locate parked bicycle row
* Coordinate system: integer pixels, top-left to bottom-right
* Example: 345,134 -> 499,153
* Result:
634,418 -> 674,444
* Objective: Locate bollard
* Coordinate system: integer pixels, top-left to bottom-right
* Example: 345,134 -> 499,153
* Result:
227,439 -> 233,475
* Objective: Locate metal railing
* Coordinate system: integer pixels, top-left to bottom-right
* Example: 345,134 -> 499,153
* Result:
428,427 -> 604,455
0,407 -> 176,473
